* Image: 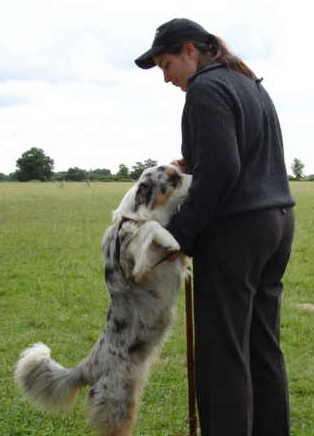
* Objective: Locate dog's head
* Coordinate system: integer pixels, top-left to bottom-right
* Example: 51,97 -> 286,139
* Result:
104,165 -> 192,286
113,165 -> 192,225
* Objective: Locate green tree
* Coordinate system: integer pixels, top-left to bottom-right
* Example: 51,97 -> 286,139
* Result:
65,167 -> 88,181
9,172 -> 19,181
52,171 -> 67,181
116,164 -> 130,180
291,158 -> 305,180
130,159 -> 158,180
90,168 -> 112,181
0,173 -> 9,181
130,161 -> 145,180
16,147 -> 54,181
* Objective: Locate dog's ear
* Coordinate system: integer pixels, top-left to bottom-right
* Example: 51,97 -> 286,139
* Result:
128,221 -> 180,283
134,181 -> 153,211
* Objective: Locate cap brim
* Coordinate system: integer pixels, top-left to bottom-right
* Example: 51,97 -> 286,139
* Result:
134,45 -> 166,69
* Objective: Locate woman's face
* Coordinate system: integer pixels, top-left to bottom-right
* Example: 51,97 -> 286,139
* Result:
154,44 -> 199,92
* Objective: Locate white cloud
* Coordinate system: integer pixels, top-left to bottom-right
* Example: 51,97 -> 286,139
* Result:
0,0 -> 313,175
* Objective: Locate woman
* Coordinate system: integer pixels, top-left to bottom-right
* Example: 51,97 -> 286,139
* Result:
135,18 -> 294,436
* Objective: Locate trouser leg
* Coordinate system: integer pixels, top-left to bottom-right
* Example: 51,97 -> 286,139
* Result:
250,286 -> 290,436
193,262 -> 254,436
251,209 -> 294,436
192,208 -> 294,436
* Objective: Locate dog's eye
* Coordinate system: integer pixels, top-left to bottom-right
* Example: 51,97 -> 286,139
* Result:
167,172 -> 182,188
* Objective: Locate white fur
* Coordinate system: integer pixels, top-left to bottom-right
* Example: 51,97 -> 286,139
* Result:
128,221 -> 180,279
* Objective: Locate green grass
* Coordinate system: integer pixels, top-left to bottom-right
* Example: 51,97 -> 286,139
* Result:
281,182 -> 314,435
0,181 -> 313,435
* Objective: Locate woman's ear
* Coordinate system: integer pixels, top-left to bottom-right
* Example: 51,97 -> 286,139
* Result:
182,42 -> 199,59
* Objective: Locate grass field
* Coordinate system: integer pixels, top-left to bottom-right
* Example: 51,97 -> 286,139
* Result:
0,181 -> 313,435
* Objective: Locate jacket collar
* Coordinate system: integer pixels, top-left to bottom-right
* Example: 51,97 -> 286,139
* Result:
188,63 -> 224,85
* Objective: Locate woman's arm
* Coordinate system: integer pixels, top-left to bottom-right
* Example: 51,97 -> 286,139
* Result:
167,83 -> 241,255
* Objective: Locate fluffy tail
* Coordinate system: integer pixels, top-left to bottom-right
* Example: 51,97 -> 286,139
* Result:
14,343 -> 85,410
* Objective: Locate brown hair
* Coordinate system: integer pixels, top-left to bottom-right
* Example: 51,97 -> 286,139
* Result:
165,36 -> 257,80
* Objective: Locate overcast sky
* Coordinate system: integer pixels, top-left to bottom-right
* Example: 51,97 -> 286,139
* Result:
1,0 -> 313,176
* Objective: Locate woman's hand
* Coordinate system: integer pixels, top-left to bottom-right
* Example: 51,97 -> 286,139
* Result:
165,250 -> 182,262
171,158 -> 188,173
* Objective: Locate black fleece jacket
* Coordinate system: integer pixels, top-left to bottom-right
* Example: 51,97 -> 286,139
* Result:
167,64 -> 295,256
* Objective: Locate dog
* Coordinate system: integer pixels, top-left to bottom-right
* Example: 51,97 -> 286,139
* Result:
14,164 -> 192,436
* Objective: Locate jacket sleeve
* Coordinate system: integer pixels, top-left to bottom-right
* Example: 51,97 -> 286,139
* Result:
166,82 -> 241,256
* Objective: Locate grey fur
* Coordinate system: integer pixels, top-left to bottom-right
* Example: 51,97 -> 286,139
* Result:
14,165 -> 192,435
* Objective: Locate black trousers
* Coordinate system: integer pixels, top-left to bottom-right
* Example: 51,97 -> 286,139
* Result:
192,207 -> 294,436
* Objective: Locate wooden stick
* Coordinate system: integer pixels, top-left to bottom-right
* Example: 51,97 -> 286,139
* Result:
185,273 -> 198,436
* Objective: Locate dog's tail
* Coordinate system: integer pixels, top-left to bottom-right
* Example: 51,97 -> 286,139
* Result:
14,343 -> 85,410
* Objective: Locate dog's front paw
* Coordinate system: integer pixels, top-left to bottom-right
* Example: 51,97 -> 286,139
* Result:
165,240 -> 180,252
155,233 -> 180,252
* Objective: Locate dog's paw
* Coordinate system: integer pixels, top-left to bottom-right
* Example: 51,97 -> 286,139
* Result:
166,240 -> 180,252
155,235 -> 180,252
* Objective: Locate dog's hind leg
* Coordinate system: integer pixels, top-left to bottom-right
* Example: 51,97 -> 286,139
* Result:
89,372 -> 145,436
102,423 -> 132,436
103,412 -> 135,436
104,383 -> 143,436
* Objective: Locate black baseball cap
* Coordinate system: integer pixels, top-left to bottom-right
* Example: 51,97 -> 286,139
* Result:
135,18 -> 213,69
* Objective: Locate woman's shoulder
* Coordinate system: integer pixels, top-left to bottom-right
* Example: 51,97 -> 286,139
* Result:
187,67 -> 235,104
188,66 -> 259,104
190,65 -> 252,88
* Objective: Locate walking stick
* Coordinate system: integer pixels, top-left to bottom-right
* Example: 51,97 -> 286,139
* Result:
185,272 -> 198,436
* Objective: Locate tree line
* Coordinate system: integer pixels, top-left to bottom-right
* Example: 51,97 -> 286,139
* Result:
0,147 -> 158,182
0,147 -> 313,182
